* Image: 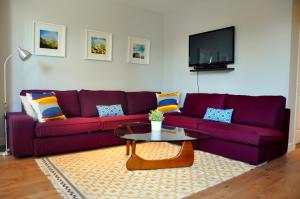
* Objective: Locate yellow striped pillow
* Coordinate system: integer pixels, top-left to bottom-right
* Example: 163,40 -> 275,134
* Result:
27,92 -> 66,123
156,92 -> 180,113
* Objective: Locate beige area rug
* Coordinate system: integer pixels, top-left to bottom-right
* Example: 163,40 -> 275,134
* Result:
36,142 -> 256,199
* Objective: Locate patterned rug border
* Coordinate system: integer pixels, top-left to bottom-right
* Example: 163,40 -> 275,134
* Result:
36,158 -> 85,199
36,143 -> 258,199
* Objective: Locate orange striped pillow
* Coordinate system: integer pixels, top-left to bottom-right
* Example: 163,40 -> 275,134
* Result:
156,92 -> 180,113
27,92 -> 66,123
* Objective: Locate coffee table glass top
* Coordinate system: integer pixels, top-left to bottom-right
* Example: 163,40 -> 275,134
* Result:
114,122 -> 203,142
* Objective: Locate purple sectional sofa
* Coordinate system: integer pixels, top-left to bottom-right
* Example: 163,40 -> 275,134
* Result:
8,90 -> 290,165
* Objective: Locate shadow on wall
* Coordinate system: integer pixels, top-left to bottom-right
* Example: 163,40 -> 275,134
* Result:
38,62 -> 53,74
0,0 -> 12,146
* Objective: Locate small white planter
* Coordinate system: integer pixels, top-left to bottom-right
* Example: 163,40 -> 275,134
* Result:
151,131 -> 161,140
151,121 -> 162,132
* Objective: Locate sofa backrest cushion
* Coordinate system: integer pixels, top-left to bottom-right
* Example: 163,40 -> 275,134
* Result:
225,94 -> 286,130
181,93 -> 226,118
79,90 -> 127,117
126,92 -> 157,115
20,90 -> 81,117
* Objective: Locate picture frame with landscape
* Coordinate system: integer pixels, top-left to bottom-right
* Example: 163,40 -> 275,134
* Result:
33,21 -> 66,57
85,29 -> 112,61
128,37 -> 150,65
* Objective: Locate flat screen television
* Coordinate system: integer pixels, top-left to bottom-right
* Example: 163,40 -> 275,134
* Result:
189,26 -> 235,69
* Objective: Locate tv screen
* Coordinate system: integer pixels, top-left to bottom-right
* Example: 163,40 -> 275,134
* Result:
189,26 -> 235,68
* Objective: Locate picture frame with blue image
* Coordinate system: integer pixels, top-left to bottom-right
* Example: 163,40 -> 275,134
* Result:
128,37 -> 150,65
33,21 -> 66,57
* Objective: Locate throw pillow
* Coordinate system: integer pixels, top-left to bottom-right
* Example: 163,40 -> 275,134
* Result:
26,92 -> 66,123
203,108 -> 233,123
20,96 -> 38,121
156,92 -> 180,113
96,104 -> 124,117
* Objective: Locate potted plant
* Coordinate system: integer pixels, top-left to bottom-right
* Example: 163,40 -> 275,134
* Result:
148,110 -> 165,131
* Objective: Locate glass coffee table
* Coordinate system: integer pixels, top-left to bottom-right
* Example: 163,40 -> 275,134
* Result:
114,122 -> 210,170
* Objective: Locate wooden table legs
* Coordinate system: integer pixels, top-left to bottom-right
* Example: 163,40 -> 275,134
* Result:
125,141 -> 194,170
126,140 -> 131,155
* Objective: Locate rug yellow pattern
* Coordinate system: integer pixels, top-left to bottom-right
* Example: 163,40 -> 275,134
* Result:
36,142 -> 255,199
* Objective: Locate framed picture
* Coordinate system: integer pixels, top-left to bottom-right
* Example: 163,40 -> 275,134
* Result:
128,37 -> 150,64
33,21 -> 66,57
85,29 -> 112,61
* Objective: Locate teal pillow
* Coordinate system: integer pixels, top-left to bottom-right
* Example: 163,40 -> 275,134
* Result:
96,104 -> 124,117
203,108 -> 233,123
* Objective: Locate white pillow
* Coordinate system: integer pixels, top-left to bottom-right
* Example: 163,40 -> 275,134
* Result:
20,95 -> 38,121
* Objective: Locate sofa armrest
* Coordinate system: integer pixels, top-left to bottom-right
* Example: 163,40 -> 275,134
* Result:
7,112 -> 36,157
282,109 -> 290,140
277,108 -> 290,155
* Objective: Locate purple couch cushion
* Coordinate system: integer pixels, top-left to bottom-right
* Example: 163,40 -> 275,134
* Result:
163,114 -> 202,129
34,133 -> 100,156
97,114 -> 148,130
20,90 -> 81,117
181,93 -> 226,118
35,117 -> 101,138
79,90 -> 127,117
225,94 -> 286,129
126,92 -> 157,115
197,120 -> 284,146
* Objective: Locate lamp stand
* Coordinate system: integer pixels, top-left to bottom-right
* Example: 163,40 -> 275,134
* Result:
0,52 -> 15,156
0,108 -> 9,156
0,47 -> 31,156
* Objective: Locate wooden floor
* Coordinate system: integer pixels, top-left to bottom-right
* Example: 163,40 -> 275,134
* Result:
0,149 -> 300,199
0,156 -> 60,199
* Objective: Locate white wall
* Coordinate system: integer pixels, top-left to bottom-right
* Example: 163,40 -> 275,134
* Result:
5,0 -> 164,110
0,0 -> 164,144
162,0 -> 294,142
0,0 -> 12,145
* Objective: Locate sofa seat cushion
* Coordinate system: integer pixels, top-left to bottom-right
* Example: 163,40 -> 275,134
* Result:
163,115 -> 202,130
35,117 -> 101,138
197,120 -> 284,146
97,114 -> 149,131
181,93 -> 226,118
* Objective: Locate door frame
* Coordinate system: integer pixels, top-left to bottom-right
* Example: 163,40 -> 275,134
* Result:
294,25 -> 300,145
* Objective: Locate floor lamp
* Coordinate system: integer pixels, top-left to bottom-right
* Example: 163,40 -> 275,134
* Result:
1,47 -> 32,156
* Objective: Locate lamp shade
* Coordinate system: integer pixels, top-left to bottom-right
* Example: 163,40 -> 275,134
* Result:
16,47 -> 31,61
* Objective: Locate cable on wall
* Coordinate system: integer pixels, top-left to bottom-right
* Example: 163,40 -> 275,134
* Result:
196,71 -> 199,93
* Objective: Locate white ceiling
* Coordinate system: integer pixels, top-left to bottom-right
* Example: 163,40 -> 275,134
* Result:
112,0 -> 189,14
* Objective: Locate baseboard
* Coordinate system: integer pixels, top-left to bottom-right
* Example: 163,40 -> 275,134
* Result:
288,143 -> 296,152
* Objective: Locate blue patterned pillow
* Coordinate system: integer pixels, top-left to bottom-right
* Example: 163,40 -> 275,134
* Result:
96,104 -> 124,117
203,108 -> 233,123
